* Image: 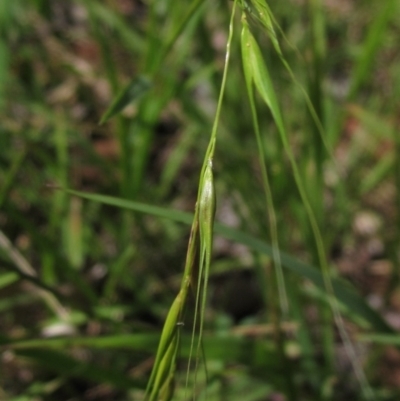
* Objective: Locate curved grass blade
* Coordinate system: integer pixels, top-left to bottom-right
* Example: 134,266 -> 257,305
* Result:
64,188 -> 393,335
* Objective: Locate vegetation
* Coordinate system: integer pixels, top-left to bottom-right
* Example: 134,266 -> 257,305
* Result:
1,0 -> 400,400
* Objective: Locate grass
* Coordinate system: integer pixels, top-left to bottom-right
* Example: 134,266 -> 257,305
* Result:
1,0 -> 400,400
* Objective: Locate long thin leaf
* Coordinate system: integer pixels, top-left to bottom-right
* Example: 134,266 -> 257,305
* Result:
2,333 -> 280,368
64,188 -> 393,334
100,75 -> 152,124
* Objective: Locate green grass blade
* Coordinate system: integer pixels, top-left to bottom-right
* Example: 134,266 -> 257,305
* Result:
241,13 -> 375,400
1,333 -> 279,369
348,0 -> 397,99
186,2 -> 238,394
241,14 -> 288,317
0,271 -> 19,289
100,75 -> 152,124
65,188 -> 193,224
145,292 -> 183,400
82,0 -> 145,55
64,188 -> 392,335
359,334 -> 400,346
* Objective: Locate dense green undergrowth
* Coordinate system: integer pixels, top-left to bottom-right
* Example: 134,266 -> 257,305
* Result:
1,0 -> 400,400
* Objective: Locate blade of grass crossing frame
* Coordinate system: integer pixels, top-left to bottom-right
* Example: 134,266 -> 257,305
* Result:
64,187 -> 393,335
241,16 -> 375,400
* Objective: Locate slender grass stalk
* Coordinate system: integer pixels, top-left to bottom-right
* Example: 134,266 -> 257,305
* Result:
245,0 -> 336,167
188,0 -> 239,394
241,14 -> 295,397
241,15 -> 288,318
145,3 -> 238,399
241,5 -> 375,399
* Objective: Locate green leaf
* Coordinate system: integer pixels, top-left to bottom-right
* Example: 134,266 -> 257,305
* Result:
100,75 -> 152,124
359,334 -> 400,345
1,333 -> 159,350
0,272 -> 19,289
64,188 -> 393,334
241,21 -> 285,138
348,0 -> 397,98
3,334 -> 279,369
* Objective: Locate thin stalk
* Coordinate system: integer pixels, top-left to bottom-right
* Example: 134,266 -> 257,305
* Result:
187,0 -> 238,390
243,46 -> 288,318
146,3 -> 238,398
243,47 -> 295,400
241,17 -> 375,400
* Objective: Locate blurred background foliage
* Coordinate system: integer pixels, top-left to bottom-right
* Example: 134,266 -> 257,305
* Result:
1,0 -> 400,400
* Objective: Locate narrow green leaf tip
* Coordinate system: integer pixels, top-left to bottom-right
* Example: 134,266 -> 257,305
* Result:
100,75 -> 152,124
